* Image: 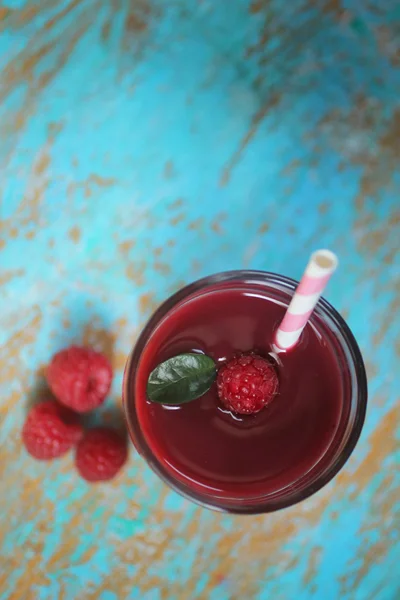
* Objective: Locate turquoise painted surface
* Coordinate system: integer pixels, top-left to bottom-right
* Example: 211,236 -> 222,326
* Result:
0,1 -> 399,599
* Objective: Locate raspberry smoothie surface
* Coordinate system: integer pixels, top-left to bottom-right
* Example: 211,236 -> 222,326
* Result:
133,281 -> 345,498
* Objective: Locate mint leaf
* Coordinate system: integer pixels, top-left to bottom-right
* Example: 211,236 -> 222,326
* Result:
147,353 -> 216,405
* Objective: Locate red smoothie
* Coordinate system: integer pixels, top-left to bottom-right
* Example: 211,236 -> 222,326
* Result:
133,280 -> 345,499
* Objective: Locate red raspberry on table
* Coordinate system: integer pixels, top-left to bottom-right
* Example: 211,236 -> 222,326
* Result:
47,346 -> 112,413
75,427 -> 128,482
22,400 -> 83,460
217,353 -> 278,415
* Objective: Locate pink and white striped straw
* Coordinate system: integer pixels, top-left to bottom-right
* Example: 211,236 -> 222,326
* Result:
274,249 -> 338,351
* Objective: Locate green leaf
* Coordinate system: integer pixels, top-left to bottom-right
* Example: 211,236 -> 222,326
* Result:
147,353 -> 216,405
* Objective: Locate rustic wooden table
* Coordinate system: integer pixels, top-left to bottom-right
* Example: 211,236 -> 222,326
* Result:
1,1 -> 399,599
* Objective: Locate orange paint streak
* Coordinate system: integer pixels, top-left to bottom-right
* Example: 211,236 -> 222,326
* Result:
163,160 -> 175,178
81,323 -> 115,362
68,226 -> 81,243
118,240 -> 135,255
154,261 -> 171,276
126,262 -> 146,286
169,198 -> 184,210
170,213 -> 185,226
0,268 -> 25,286
138,292 -> 158,318
220,93 -> 281,186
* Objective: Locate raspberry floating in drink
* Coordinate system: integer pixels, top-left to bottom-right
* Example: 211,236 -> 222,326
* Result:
217,353 -> 278,415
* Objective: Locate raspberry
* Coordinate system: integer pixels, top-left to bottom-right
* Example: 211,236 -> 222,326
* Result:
22,400 -> 83,460
217,353 -> 278,415
47,346 -> 112,413
75,427 -> 127,482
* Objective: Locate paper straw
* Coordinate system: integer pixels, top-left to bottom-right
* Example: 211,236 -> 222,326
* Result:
274,249 -> 338,351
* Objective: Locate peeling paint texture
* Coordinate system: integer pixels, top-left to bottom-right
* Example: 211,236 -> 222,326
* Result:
0,1 -> 399,599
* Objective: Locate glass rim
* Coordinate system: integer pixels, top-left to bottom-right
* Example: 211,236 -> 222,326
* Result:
123,270 -> 368,514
